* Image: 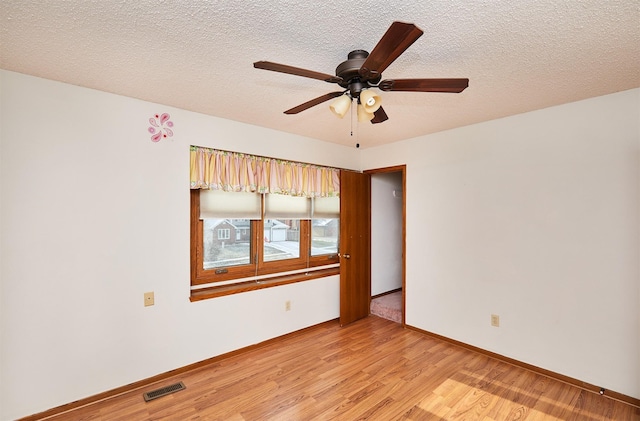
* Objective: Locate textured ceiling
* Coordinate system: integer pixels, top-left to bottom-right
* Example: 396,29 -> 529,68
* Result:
1,1 -> 639,148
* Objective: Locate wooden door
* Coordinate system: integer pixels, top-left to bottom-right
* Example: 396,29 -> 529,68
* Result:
339,170 -> 371,325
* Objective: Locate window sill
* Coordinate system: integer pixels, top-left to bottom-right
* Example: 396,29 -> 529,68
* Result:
189,267 -> 340,301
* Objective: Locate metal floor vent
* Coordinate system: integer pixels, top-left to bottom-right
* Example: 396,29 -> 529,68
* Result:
143,381 -> 186,402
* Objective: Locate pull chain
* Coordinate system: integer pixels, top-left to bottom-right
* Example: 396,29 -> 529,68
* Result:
350,97 -> 354,137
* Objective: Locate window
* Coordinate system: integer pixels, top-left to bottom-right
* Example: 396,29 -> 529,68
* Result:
264,219 -> 301,261
191,191 -> 340,286
311,218 -> 339,256
189,146 -> 341,299
205,219 -> 250,268
311,196 -> 340,256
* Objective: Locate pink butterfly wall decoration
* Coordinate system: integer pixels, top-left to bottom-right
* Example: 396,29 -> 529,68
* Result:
148,113 -> 174,142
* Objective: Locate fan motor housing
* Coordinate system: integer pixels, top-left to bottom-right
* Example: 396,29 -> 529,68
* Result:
335,50 -> 381,93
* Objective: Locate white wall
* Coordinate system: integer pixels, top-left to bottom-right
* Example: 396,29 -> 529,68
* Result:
0,70 -> 361,420
371,172 -> 403,296
362,88 -> 640,400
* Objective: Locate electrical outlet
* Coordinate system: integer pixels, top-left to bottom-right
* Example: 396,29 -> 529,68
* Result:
491,314 -> 500,327
285,300 -> 291,311
144,292 -> 155,307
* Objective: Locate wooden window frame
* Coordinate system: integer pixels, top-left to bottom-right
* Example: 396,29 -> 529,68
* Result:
190,190 -> 339,290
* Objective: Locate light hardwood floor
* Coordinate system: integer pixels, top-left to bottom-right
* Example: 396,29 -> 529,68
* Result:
38,316 -> 638,420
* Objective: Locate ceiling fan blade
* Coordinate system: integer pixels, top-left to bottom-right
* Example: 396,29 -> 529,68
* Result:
359,22 -> 424,80
284,91 -> 345,114
371,107 -> 388,124
378,78 -> 469,93
254,61 -> 342,84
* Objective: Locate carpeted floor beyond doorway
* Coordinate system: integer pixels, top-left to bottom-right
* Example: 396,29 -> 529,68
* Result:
370,291 -> 402,323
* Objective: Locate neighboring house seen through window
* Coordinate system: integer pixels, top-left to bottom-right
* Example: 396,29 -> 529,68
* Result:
217,228 -> 231,240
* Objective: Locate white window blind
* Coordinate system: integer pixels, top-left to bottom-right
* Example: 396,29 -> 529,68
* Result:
313,196 -> 340,218
199,189 -> 261,219
264,194 -> 311,219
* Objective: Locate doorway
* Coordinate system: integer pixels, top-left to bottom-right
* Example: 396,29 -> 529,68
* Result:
339,166 -> 405,326
368,166 -> 405,325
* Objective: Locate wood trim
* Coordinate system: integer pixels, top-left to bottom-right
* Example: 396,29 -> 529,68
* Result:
190,267 -> 339,301
190,189 -> 199,283
363,164 -> 406,174
400,167 -> 405,326
19,319 -> 340,421
405,324 -> 640,409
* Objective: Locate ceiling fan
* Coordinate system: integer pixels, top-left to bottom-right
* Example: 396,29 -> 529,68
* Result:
253,21 -> 469,124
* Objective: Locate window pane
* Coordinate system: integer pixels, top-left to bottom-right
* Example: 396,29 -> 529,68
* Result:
203,219 -> 252,269
311,218 -> 339,256
264,219 -> 300,262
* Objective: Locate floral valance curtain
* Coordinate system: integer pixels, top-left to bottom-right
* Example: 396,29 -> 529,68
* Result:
190,146 -> 340,198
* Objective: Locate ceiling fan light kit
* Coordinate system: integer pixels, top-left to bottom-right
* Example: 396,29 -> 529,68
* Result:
254,21 -> 469,125
360,89 -> 382,113
357,103 -> 375,122
329,95 -> 352,118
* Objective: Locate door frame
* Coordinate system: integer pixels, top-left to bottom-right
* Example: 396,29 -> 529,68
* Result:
365,165 -> 406,325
